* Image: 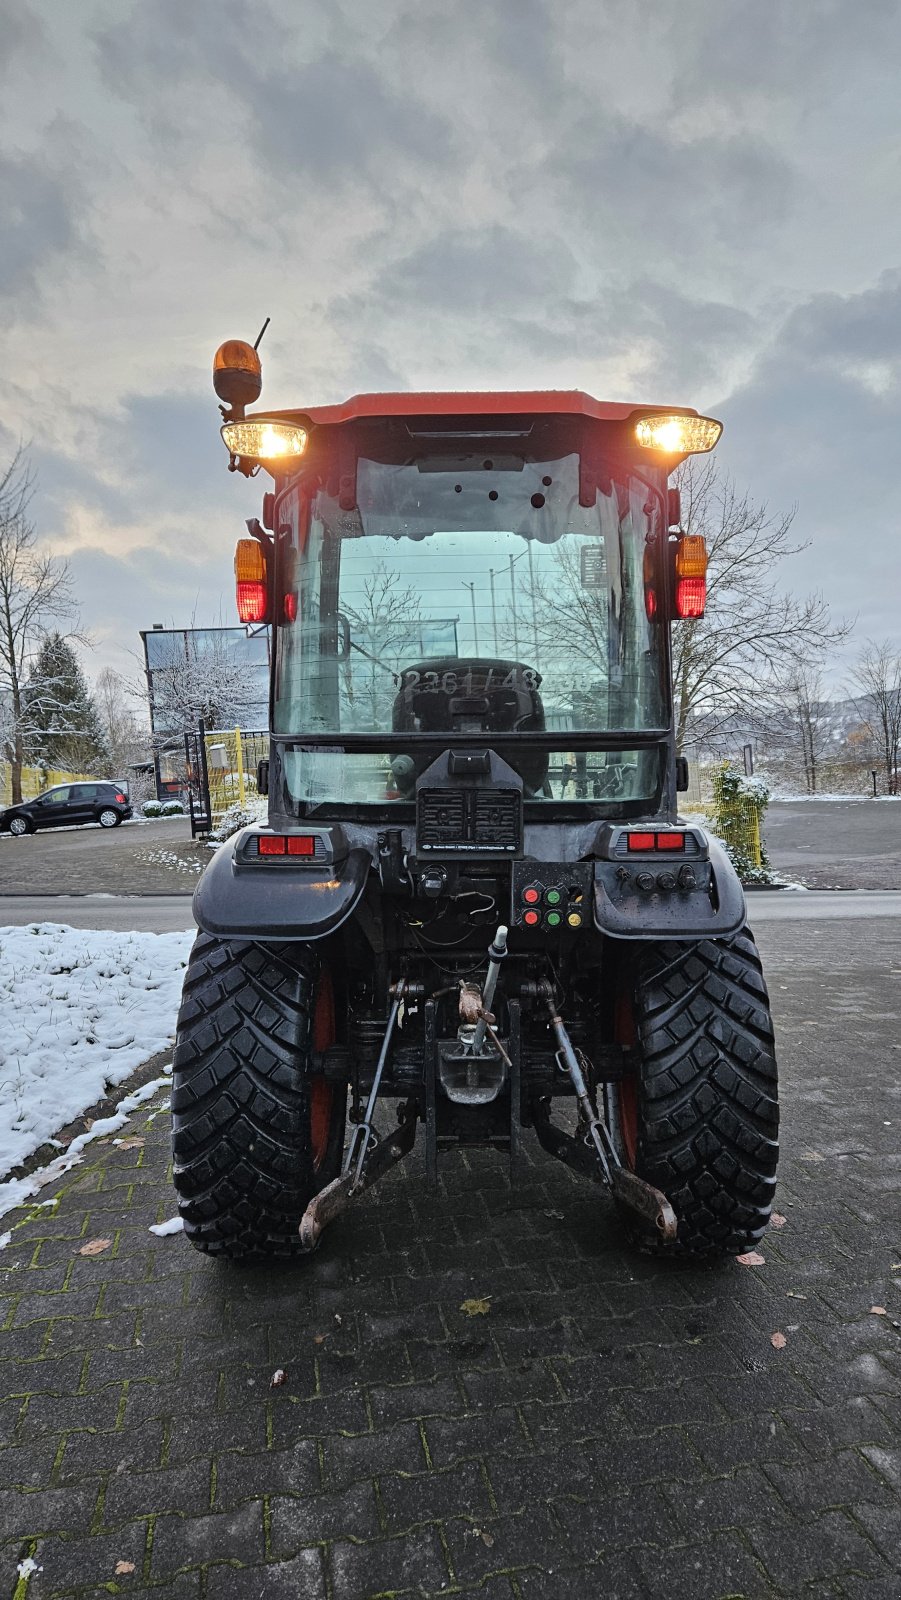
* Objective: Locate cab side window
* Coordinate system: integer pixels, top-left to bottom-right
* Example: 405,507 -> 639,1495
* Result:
46,788 -> 71,806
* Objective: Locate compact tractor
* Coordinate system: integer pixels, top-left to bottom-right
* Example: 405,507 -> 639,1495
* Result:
171,337 -> 779,1260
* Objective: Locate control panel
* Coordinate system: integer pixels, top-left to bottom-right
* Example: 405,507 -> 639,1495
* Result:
511,862 -> 593,932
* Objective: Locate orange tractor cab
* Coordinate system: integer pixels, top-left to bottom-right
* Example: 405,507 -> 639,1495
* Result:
170,338 -> 778,1261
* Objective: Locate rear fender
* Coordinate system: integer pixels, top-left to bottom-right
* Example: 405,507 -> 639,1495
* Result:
193,828 -> 370,941
593,833 -> 746,940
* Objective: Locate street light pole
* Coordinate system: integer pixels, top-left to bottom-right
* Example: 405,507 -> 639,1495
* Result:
527,541 -> 541,669
462,582 -> 480,653
489,568 -> 499,651
509,554 -> 520,657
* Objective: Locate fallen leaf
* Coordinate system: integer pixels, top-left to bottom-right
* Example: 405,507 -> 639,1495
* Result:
114,1561 -> 135,1575
115,1137 -> 144,1151
770,1213 -> 787,1229
460,1297 -> 492,1316
270,1369 -> 288,1387
480,1530 -> 495,1548
314,1333 -> 328,1345
870,1306 -> 887,1316
799,1150 -> 824,1163
770,1332 -> 787,1349
77,1238 -> 111,1257
736,1251 -> 766,1267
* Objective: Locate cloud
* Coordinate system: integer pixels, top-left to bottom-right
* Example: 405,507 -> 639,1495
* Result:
2,0 -> 901,689
0,152 -> 75,298
715,272 -> 901,646
0,4 -> 45,82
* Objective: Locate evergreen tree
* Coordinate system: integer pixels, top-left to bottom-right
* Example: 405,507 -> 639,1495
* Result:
27,634 -> 108,771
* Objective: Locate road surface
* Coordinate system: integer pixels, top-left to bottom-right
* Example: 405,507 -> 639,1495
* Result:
1,888 -> 899,933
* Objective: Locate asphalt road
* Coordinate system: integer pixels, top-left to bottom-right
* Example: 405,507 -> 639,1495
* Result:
0,816 -> 201,896
1,889 -> 899,933
2,800 -> 899,899
0,896 -> 198,932
0,905 -> 899,1596
764,799 -> 901,889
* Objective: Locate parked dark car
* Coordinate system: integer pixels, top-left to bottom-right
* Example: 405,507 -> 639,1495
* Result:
0,782 -> 133,836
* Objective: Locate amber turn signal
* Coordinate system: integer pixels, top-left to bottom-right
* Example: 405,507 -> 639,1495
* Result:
234,537 -> 269,624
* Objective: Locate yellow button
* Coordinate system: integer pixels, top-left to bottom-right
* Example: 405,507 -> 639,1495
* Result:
567,912 -> 582,927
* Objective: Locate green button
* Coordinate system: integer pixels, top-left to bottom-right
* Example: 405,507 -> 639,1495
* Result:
546,889 -> 561,905
546,911 -> 562,927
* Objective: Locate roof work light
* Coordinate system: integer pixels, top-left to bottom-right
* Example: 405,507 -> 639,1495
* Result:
634,414 -> 722,455
221,418 -> 309,466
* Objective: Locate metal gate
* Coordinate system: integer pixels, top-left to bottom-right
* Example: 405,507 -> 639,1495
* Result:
184,722 -> 212,837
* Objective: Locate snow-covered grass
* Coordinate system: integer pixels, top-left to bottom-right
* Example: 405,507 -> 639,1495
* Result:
0,923 -> 194,1186
766,791 -> 901,803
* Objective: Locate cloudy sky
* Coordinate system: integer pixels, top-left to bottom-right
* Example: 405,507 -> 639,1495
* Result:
3,0 -> 901,690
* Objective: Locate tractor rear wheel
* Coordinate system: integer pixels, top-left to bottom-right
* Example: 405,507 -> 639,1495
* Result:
618,927 -> 779,1256
171,934 -> 346,1258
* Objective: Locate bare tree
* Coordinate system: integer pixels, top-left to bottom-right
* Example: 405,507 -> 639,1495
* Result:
672,458 -> 851,753
95,666 -> 148,775
342,567 -> 423,728
0,448 -> 80,802
851,640 -> 901,795
766,659 -> 832,794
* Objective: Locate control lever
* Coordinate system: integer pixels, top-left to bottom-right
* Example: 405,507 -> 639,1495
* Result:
468,925 -> 508,1055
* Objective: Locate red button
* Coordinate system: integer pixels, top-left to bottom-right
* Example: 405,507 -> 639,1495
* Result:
523,910 -> 540,927
523,887 -> 540,904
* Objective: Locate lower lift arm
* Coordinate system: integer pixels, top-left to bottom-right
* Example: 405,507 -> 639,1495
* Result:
535,983 -> 678,1242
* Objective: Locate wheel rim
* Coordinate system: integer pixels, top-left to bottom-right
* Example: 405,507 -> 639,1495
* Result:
614,992 -> 639,1170
310,970 -> 335,1171
10,818 -> 27,836
99,810 -> 118,827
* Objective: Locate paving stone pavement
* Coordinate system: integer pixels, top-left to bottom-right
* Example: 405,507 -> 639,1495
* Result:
0,915 -> 899,1599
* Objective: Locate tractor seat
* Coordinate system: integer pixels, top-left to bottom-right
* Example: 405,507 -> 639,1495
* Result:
390,657 -> 549,797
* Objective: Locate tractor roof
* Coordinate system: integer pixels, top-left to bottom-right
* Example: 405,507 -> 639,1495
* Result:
272,391 -> 700,428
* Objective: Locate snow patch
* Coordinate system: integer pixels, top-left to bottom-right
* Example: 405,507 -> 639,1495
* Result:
149,1216 -> 184,1237
0,1075 -> 172,1223
0,922 -> 191,1185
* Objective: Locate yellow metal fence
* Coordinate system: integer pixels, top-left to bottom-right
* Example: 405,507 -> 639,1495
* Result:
0,763 -> 91,809
204,729 -> 268,828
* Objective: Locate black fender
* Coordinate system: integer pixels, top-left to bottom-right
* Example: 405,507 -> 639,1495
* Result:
193,830 -> 370,941
592,834 -> 746,941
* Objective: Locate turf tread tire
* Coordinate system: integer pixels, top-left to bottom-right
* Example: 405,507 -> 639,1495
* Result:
171,933 -> 344,1259
630,926 -> 779,1256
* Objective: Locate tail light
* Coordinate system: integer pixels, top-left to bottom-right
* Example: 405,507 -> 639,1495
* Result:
674,535 -> 708,619
627,831 -> 686,852
234,537 -> 269,623
258,834 -> 316,857
115,792 -> 126,803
